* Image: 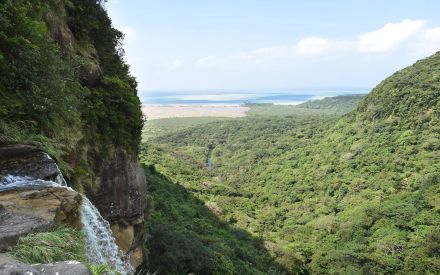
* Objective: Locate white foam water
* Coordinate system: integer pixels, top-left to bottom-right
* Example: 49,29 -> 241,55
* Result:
80,196 -> 134,274
0,175 -> 60,191
44,153 -> 68,186
0,174 -> 134,274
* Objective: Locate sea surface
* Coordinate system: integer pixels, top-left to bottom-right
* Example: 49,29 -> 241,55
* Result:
140,89 -> 369,105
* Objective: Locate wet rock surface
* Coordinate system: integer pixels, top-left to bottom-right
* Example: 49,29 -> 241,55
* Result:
0,144 -> 61,183
0,208 -> 52,252
0,144 -> 147,269
91,148 -> 147,267
0,144 -> 82,252
0,187 -> 82,252
92,149 -> 147,224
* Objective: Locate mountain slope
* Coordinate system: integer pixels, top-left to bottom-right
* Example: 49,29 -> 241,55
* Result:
297,94 -> 365,111
356,52 -> 440,124
141,53 -> 440,274
0,0 -> 146,266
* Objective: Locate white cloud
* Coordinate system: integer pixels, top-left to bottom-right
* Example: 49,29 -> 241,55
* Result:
247,46 -> 294,58
296,37 -> 332,56
195,56 -> 227,68
296,37 -> 354,57
193,19 -> 438,70
357,19 -> 426,53
409,27 -> 440,56
163,59 -> 185,71
196,46 -> 295,68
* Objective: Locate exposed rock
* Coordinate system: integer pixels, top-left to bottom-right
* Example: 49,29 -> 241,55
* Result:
111,222 -> 147,267
0,261 -> 40,275
0,259 -> 91,275
92,149 -> 146,223
0,187 -> 82,252
0,253 -> 17,265
111,223 -> 134,253
0,144 -> 62,183
129,246 -> 144,269
33,261 -> 91,275
77,54 -> 103,85
0,144 -> 147,267
91,148 -> 147,267
0,208 -> 52,252
49,20 -> 76,54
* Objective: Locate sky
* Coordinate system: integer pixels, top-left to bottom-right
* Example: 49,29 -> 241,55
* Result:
106,0 -> 440,93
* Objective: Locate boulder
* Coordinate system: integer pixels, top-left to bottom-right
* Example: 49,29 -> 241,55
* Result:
0,144 -> 62,183
0,187 -> 82,252
0,259 -> 91,275
32,261 -> 91,275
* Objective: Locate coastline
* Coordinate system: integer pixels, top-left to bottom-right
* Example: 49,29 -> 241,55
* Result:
142,104 -> 251,120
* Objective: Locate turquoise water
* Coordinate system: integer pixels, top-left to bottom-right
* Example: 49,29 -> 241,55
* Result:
140,89 -> 369,105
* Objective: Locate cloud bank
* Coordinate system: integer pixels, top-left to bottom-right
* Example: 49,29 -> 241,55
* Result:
115,19 -> 440,90
194,19 -> 440,68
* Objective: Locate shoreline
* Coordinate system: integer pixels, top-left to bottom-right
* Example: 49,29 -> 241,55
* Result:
142,104 -> 251,120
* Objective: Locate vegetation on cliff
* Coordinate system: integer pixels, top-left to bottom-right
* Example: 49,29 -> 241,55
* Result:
10,226 -> 86,264
141,53 -> 440,274
0,0 -> 143,192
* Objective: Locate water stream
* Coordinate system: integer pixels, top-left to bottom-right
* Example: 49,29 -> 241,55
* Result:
207,144 -> 214,168
0,170 -> 134,274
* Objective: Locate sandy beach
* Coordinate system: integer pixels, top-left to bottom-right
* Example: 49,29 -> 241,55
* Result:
142,105 -> 250,120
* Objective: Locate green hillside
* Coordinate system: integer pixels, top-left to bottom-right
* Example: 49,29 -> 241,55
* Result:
297,94 -> 365,110
141,53 -> 440,274
0,0 -> 143,190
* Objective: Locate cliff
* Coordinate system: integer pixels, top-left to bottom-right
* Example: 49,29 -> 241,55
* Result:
0,0 -> 146,268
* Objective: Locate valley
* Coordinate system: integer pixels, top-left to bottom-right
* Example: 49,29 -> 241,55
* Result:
140,58 -> 440,274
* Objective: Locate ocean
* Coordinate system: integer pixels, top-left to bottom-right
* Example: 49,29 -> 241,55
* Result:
140,89 -> 369,105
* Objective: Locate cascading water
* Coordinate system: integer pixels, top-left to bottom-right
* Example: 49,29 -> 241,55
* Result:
81,196 -> 134,274
0,165 -> 134,274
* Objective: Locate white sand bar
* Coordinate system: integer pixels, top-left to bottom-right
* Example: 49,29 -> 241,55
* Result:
142,105 -> 250,120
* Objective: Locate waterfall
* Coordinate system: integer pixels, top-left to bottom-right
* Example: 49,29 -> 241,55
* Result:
0,174 -> 134,274
80,197 -> 134,274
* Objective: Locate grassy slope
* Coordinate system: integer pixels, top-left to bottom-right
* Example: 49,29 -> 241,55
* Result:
141,54 -> 440,274
0,0 -> 143,191
10,227 -> 86,264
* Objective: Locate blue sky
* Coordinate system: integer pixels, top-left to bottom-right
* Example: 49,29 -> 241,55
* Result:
107,0 -> 440,92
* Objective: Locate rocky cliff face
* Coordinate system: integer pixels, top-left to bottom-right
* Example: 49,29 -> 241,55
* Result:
91,149 -> 147,267
0,0 -> 147,269
0,143 -> 146,268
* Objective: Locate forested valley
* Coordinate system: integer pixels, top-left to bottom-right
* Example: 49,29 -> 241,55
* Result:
140,53 -> 440,274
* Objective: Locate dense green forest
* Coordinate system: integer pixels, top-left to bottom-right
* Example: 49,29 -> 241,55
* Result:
141,54 -> 440,274
0,0 -> 143,191
0,0 -> 145,270
297,94 -> 365,110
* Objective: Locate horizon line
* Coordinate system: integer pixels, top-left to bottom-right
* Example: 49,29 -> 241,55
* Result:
139,87 -> 372,93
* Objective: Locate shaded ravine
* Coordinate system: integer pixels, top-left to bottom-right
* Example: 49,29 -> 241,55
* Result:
207,144 -> 214,168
